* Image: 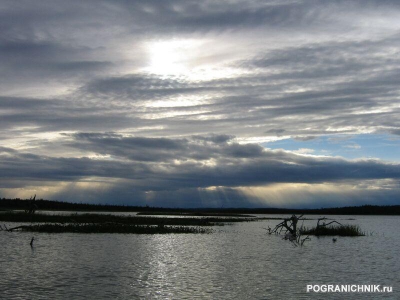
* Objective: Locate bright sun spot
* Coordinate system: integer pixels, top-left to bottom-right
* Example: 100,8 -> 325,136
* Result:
142,39 -> 248,81
145,39 -> 201,76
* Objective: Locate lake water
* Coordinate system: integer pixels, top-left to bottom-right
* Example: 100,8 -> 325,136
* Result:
0,214 -> 399,299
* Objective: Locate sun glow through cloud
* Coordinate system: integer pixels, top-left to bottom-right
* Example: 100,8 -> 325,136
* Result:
145,39 -> 202,76
143,39 -> 246,81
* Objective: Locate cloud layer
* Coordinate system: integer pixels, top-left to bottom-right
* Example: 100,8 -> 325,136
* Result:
1,0 -> 400,206
1,135 -> 400,207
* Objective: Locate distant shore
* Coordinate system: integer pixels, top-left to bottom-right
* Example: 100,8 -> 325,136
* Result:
1,198 -> 399,215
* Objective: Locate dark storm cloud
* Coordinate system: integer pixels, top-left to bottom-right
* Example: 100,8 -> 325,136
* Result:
0,0 -> 398,45
0,96 -> 49,109
66,133 -> 251,162
67,133 -> 190,162
192,134 -> 234,144
81,75 -> 199,102
2,136 -> 400,190
0,96 -> 137,133
0,146 -> 18,154
0,38 -> 112,87
0,146 -> 150,182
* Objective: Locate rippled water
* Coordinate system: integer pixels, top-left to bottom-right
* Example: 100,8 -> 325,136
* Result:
1,214 -> 399,299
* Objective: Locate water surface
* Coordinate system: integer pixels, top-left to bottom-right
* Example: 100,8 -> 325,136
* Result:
1,214 -> 398,299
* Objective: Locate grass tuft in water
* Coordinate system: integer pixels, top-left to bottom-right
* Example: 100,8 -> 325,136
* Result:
300,224 -> 365,236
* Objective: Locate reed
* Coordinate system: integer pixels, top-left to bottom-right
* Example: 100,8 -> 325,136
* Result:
7,223 -> 212,234
300,224 -> 365,236
0,211 -> 253,226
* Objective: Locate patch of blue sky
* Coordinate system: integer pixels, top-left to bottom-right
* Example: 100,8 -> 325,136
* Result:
263,134 -> 400,162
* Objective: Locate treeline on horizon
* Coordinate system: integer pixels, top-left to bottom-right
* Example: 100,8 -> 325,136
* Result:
1,198 -> 400,215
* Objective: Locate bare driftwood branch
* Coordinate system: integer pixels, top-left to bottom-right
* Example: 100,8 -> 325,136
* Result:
316,217 -> 342,230
266,214 -> 310,246
7,225 -> 30,232
268,214 -> 305,236
267,215 -> 346,246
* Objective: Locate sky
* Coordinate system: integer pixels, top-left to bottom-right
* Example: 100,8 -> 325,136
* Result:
1,0 -> 400,208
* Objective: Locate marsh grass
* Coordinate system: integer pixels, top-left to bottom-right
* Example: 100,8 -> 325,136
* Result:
0,211 -> 254,226
300,224 -> 365,236
0,211 -> 258,233
10,223 -> 212,234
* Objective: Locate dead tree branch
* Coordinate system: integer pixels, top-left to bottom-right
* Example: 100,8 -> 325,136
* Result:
6,225 -> 29,232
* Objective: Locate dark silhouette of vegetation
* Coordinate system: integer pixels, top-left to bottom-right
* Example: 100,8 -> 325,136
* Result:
0,212 -> 256,226
25,195 -> 38,214
300,224 -> 365,237
298,217 -> 364,236
6,224 -> 212,234
1,198 -> 400,215
0,211 -> 260,234
266,215 -> 310,246
267,215 -> 365,246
